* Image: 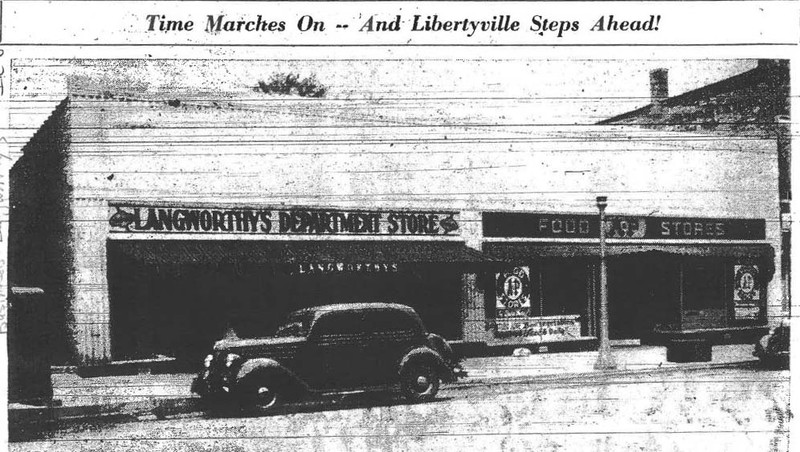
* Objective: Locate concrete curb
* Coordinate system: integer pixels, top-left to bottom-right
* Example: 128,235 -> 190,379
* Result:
10,396 -> 203,422
9,397 -> 204,442
450,359 -> 760,390
9,358 -> 761,440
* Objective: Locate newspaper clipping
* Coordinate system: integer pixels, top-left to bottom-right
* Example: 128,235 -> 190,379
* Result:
1,1 -> 797,451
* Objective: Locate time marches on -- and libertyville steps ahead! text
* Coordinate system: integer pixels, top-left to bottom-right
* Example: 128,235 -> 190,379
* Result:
145,13 -> 662,38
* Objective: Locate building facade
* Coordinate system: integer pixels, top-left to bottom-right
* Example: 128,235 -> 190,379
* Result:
601,59 -> 791,319
9,92 -> 782,365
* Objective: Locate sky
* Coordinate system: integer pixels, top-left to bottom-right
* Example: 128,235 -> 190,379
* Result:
6,58 -> 757,158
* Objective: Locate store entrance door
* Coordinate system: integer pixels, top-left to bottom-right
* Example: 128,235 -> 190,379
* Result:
607,254 -> 679,342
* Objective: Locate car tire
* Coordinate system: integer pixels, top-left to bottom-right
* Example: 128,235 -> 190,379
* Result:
240,373 -> 283,412
760,355 -> 790,371
401,363 -> 440,403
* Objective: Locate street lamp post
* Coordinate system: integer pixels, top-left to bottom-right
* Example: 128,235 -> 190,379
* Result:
594,196 -> 617,370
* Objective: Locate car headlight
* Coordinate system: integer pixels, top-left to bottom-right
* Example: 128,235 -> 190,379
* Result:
203,354 -> 213,368
225,353 -> 240,367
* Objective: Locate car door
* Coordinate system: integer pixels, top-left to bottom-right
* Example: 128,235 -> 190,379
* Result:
366,309 -> 424,385
358,310 -> 390,386
303,311 -> 368,390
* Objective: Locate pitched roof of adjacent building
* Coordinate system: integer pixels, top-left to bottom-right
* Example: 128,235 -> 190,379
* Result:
599,60 -> 789,137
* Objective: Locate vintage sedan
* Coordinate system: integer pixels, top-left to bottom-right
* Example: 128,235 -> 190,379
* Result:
191,303 -> 463,411
754,320 -> 790,369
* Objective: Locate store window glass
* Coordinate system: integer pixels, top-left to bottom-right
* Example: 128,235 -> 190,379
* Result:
683,261 -> 725,310
681,260 -> 727,329
539,260 -> 589,317
490,260 -> 588,340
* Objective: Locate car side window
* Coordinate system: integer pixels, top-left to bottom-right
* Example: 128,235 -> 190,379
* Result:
308,308 -> 424,340
311,311 -> 368,338
397,311 -> 424,335
363,310 -> 422,335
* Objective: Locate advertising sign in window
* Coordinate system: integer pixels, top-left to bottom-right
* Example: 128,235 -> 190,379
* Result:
495,266 -> 532,317
733,264 -> 761,320
494,267 -> 581,341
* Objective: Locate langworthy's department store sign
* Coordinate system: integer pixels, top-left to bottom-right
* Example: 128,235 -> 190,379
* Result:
108,204 -> 460,236
483,212 -> 766,240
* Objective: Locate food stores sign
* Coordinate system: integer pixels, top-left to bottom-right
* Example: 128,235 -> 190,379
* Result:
483,212 -> 766,240
109,204 -> 460,236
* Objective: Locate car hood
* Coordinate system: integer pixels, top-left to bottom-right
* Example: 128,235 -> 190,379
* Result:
213,336 -> 306,360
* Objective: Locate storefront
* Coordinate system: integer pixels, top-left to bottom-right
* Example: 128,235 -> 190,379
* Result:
105,204 -> 491,362
8,94 -> 783,365
483,212 -> 774,345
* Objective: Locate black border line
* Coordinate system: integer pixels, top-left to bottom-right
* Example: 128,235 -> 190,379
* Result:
1,0 -> 797,2
0,42 -> 795,46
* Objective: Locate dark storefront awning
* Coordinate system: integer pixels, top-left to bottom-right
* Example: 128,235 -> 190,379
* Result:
484,242 -> 775,277
484,242 -> 774,259
608,243 -> 775,259
111,240 -> 499,265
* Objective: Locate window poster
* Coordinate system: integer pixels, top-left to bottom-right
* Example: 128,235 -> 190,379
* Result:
733,264 -> 761,320
495,266 -> 532,317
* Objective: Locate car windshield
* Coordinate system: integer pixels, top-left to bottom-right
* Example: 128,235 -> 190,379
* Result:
274,311 -> 314,337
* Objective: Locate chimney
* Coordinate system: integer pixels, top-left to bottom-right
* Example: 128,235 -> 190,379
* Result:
649,68 -> 669,103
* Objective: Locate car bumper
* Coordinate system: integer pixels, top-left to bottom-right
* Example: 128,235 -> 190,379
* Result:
192,370 -> 235,397
191,374 -> 209,396
441,361 -> 467,383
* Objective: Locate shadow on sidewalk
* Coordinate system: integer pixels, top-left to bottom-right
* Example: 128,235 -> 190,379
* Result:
199,392 -> 454,419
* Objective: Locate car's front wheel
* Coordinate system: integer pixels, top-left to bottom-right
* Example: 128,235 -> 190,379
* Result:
239,373 -> 283,412
401,364 -> 440,403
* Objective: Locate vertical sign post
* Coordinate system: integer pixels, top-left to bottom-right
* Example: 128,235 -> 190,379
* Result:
594,196 -> 617,370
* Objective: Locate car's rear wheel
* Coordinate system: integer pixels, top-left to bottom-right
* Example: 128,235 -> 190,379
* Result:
760,355 -> 790,370
401,363 -> 440,403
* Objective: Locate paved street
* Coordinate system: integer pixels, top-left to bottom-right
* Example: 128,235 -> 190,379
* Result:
11,365 -> 790,452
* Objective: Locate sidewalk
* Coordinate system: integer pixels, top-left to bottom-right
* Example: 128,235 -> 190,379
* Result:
461,344 -> 756,384
9,344 -> 758,435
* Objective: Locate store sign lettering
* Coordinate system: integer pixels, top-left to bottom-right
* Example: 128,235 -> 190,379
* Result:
605,217 -> 646,238
293,263 -> 399,275
659,220 -> 726,238
109,204 -> 459,236
494,314 -> 582,343
483,212 -> 764,240
538,218 -> 591,236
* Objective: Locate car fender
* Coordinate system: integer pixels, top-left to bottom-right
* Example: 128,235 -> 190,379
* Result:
399,347 -> 448,377
427,333 -> 455,362
235,358 -> 309,393
754,335 -> 770,357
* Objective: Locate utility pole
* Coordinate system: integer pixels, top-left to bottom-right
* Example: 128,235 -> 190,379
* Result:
594,196 -> 617,370
776,115 -> 791,315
